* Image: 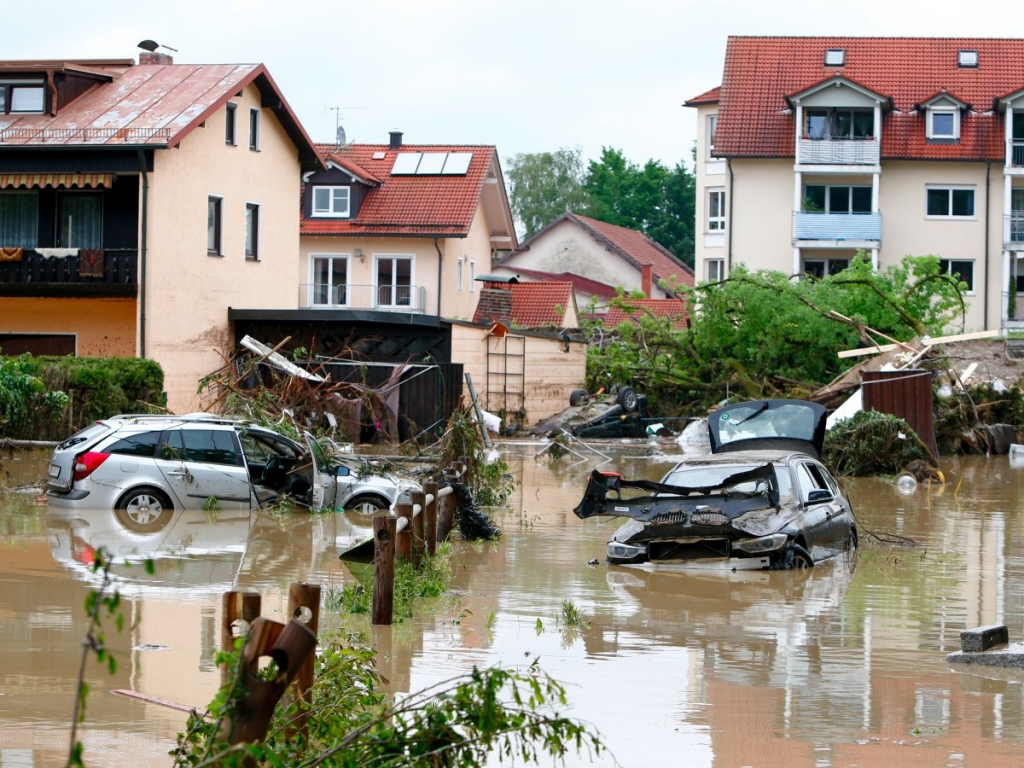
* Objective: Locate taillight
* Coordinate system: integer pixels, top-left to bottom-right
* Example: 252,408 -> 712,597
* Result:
73,452 -> 111,481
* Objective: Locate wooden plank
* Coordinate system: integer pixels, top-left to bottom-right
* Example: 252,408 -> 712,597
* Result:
922,329 -> 1002,346
111,689 -> 200,714
838,343 -> 898,359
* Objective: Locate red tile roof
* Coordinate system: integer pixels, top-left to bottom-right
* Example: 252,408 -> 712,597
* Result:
301,143 -> 496,237
712,36 -> 1024,161
472,282 -> 575,328
491,266 -> 619,299
684,85 -> 721,106
0,60 -> 320,164
503,212 -> 694,291
601,298 -> 689,330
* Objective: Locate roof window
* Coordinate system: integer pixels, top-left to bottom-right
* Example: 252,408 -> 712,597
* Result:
958,50 -> 979,68
824,49 -> 846,67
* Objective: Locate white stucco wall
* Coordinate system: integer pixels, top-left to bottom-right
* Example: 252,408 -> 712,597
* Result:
729,159 -> 796,273
144,82 -> 303,412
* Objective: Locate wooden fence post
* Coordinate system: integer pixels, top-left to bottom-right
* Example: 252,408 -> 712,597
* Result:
286,582 -> 321,736
220,591 -> 261,686
372,514 -> 397,625
410,490 -> 425,566
395,502 -> 414,562
437,488 -> 455,543
423,480 -> 438,556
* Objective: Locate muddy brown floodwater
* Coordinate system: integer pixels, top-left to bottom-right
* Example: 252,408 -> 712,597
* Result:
2,441 -> 1024,767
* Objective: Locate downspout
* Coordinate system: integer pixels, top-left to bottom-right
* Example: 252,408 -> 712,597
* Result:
727,159 -> 734,270
434,237 -> 443,314
985,161 -> 991,329
136,149 -> 149,358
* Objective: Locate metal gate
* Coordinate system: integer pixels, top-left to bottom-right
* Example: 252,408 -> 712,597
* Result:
485,334 -> 525,417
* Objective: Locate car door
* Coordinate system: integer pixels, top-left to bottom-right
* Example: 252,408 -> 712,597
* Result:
303,431 -> 336,511
793,459 -> 845,559
155,425 -> 254,510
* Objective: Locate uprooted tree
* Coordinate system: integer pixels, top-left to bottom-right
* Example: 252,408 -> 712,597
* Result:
584,252 -> 968,416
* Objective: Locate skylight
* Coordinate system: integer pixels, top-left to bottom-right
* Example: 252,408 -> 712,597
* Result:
391,151 -> 474,176
372,151 -> 386,160
958,50 -> 979,68
824,49 -> 846,67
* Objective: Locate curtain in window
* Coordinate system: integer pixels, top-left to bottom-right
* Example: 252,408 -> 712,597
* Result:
58,194 -> 102,248
0,192 -> 39,248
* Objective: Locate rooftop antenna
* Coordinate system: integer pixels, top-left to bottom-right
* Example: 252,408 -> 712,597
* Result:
324,105 -> 365,146
137,40 -> 178,53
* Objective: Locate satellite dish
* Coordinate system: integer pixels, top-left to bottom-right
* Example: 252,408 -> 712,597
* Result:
137,40 -> 159,52
336,124 -> 347,145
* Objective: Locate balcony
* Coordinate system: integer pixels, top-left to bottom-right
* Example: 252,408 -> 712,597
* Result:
1004,212 -> 1024,248
0,248 -> 137,298
298,283 -> 427,313
793,212 -> 882,246
1004,292 -> 1024,323
797,137 -> 879,166
1011,140 -> 1024,168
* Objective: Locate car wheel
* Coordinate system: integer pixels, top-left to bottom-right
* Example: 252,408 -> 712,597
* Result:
845,528 -> 858,552
772,542 -> 814,570
344,495 -> 392,516
569,388 -> 590,407
115,488 -> 173,533
616,386 -> 639,412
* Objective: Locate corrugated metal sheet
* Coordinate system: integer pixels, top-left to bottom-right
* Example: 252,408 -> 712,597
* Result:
862,369 -> 938,458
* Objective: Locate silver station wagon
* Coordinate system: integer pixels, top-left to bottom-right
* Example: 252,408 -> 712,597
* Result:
46,414 -> 417,531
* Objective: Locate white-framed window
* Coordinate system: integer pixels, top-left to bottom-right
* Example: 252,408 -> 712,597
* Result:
0,80 -> 45,114
225,103 -> 237,145
803,258 -> 850,278
707,114 -> 718,158
312,186 -> 351,217
249,108 -> 260,151
706,258 -> 725,283
310,254 -> 349,306
457,258 -> 464,291
207,196 -> 223,256
245,202 -> 260,261
707,188 -> 726,231
927,107 -> 959,140
940,258 -> 975,292
926,186 -> 975,218
824,48 -> 846,67
804,184 -> 872,213
376,255 -> 414,308
469,260 -> 476,292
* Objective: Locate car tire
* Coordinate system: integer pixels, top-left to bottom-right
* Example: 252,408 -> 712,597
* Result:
569,388 -> 590,407
344,494 -> 392,516
616,386 -> 639,412
845,528 -> 858,553
115,488 -> 174,533
772,542 -> 814,570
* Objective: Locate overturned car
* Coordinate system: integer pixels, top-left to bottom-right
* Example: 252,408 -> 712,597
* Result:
574,399 -> 857,570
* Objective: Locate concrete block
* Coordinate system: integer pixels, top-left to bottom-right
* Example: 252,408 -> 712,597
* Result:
961,624 -> 1009,652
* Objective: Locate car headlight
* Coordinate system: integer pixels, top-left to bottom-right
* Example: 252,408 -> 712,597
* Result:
731,533 -> 788,555
606,541 -> 646,560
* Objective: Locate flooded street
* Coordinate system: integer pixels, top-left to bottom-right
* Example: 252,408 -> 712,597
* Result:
2,442 -> 1024,766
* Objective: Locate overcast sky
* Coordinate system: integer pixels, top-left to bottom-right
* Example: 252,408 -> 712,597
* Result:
6,1 -> 1023,170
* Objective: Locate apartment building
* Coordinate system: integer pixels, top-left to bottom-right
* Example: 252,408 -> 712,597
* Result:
687,36 -> 1024,333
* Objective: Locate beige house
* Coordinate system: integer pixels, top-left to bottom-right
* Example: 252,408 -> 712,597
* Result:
687,36 -> 1024,334
0,52 -> 322,412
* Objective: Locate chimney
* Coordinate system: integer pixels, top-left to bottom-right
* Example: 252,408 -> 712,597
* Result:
641,263 -> 653,298
139,51 -> 173,65
389,131 -> 403,150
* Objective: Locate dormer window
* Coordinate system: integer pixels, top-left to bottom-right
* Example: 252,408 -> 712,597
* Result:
0,80 -> 45,114
312,185 -> 351,217
824,49 -> 846,67
928,107 -> 959,140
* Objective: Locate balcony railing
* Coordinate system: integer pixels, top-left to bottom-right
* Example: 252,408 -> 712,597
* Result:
1004,291 -> 1024,321
1011,140 -> 1024,167
298,283 -> 427,313
0,248 -> 137,296
793,212 -> 882,243
1004,212 -> 1024,244
797,137 -> 880,166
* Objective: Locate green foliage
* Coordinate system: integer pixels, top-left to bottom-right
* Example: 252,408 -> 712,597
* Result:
330,547 -> 453,621
505,147 -> 589,240
0,354 -> 63,438
933,381 -> 1024,454
173,641 -> 602,767
823,410 -> 932,476
473,458 -> 517,507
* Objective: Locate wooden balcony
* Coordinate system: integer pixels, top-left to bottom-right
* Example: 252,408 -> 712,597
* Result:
0,248 -> 138,298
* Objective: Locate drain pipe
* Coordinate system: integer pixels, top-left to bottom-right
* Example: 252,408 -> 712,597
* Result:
727,159 -> 734,271
136,149 -> 149,358
434,237 -> 443,314
985,161 -> 991,329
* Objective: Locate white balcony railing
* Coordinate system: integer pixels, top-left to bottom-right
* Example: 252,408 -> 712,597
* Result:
797,137 -> 880,166
298,283 -> 427,313
1011,140 -> 1024,168
793,212 -> 882,243
1004,212 -> 1024,245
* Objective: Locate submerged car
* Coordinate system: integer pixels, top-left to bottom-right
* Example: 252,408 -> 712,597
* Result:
46,413 -> 418,526
532,387 -> 651,439
573,399 -> 857,570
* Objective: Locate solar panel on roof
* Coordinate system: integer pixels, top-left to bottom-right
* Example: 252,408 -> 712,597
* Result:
442,152 -> 473,174
416,153 -> 447,174
391,152 -> 422,174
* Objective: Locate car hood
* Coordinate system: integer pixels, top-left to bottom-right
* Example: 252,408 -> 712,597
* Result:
708,399 -> 827,458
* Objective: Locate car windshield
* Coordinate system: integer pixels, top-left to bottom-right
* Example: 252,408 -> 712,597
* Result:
713,402 -> 819,448
663,464 -> 794,500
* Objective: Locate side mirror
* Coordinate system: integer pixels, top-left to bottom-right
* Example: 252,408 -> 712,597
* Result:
806,488 -> 832,504
336,465 -> 351,478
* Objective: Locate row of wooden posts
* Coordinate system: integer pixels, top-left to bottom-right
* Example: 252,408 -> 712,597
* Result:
212,461 -> 471,746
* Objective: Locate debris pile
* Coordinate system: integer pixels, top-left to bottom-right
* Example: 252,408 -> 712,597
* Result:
823,411 -> 932,477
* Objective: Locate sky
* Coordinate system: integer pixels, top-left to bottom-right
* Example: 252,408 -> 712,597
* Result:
5,1 -> 1024,171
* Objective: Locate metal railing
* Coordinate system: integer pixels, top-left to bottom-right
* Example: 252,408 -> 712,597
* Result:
1004,212 -> 1024,244
1011,141 -> 1024,167
1004,291 -> 1024,321
797,137 -> 879,166
792,211 -> 882,243
298,283 -> 427,313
